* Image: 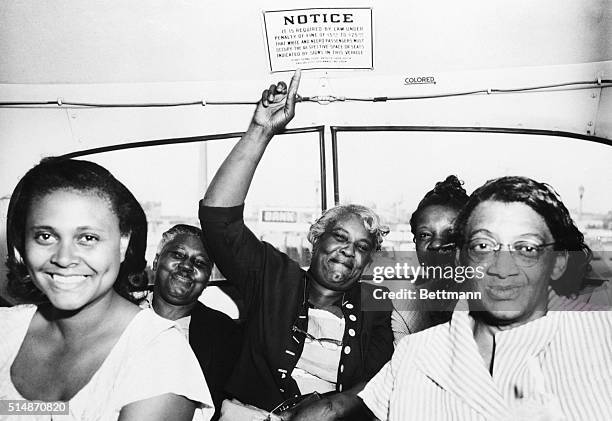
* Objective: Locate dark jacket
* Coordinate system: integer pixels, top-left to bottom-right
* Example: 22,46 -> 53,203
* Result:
199,203 -> 393,411
189,301 -> 242,420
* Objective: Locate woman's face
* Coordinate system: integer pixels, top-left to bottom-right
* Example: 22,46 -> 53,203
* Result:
414,204 -> 459,269
153,233 -> 212,306
309,214 -> 374,292
24,189 -> 130,311
462,200 -> 567,326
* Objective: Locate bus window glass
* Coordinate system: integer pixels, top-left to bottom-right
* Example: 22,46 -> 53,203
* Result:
83,131 -> 322,275
335,131 -> 612,281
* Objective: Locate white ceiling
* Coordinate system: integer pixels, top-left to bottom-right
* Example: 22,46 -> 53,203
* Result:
1,0 -> 610,84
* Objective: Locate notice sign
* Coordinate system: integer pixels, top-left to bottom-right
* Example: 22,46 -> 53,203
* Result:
263,8 -> 373,72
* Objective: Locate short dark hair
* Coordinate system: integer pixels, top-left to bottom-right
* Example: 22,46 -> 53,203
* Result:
6,157 -> 148,303
454,176 -> 592,296
410,175 -> 469,237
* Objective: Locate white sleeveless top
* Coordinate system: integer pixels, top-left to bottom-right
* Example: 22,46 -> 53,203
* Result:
0,305 -> 214,421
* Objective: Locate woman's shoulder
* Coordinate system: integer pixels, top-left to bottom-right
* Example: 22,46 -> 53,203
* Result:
111,309 -> 198,369
66,308 -> 212,419
122,308 -> 183,344
113,308 -> 202,368
0,305 -> 38,375
0,304 -> 37,332
92,308 -> 187,365
106,309 -> 213,417
0,303 -> 37,315
553,308 -> 612,329
394,318 -> 449,355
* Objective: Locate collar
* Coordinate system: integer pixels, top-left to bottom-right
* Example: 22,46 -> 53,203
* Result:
416,309 -> 560,419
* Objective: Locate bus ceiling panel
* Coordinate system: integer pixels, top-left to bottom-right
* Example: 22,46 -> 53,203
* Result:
0,0 -> 609,84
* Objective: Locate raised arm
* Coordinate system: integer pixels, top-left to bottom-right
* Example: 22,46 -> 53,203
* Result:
203,70 -> 301,207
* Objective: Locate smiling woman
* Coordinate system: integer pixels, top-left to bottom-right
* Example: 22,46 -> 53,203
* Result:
153,228 -> 213,308
6,158 -> 149,304
0,157 -> 214,421
359,176 -> 612,421
308,206 -> 387,296
391,175 -> 470,343
199,73 -> 393,419
23,190 -> 130,311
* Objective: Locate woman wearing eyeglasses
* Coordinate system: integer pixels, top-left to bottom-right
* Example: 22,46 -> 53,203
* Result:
392,175 -> 469,343
360,176 -> 612,420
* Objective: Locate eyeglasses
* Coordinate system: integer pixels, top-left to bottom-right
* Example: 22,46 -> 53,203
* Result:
466,239 -> 556,268
292,325 -> 343,350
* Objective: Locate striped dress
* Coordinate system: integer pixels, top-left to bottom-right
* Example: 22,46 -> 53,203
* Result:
359,308 -> 612,420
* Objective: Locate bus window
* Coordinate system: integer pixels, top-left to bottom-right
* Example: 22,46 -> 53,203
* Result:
75,131 -> 322,317
79,131 -> 323,275
333,129 -> 612,283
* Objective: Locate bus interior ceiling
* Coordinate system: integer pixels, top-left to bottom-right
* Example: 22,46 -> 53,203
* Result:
1,0 -> 611,308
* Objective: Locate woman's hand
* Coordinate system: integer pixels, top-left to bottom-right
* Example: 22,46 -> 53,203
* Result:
279,391 -> 375,421
251,70 -> 301,136
203,69 -> 302,207
279,397 -> 335,421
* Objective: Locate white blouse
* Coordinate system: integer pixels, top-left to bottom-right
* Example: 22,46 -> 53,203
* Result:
0,305 -> 214,421
291,308 -> 345,394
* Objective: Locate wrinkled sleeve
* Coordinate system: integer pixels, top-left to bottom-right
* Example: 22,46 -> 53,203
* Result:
199,202 -> 303,317
391,308 -> 410,346
116,326 -> 214,421
199,203 -> 266,312
359,335 -> 412,421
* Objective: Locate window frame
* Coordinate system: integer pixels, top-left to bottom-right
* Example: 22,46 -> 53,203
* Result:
59,126 -> 329,212
330,125 -> 611,206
